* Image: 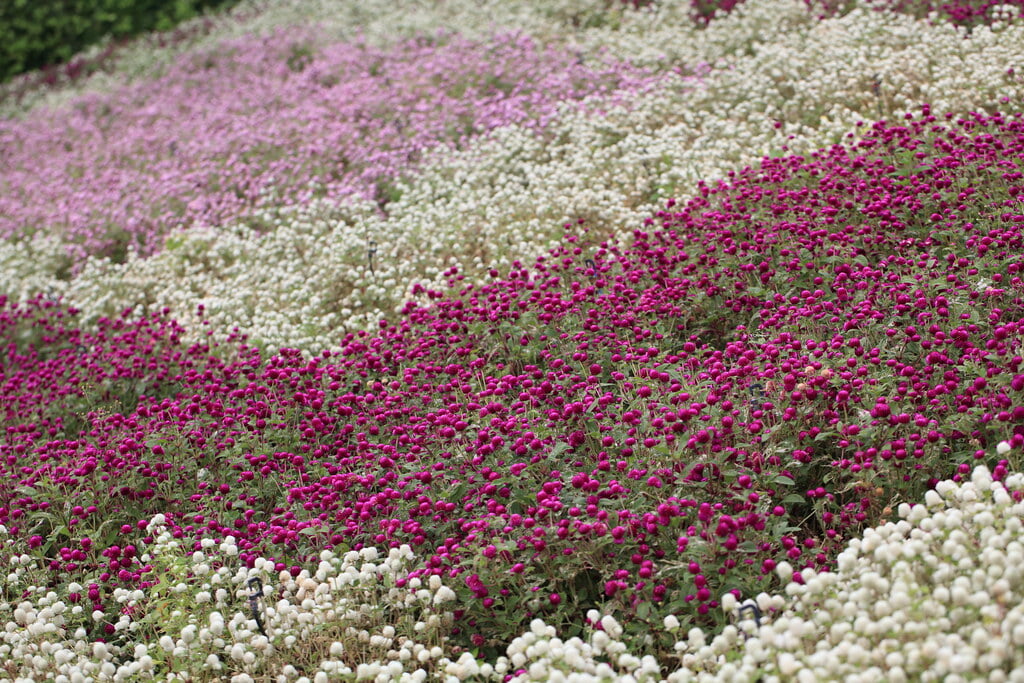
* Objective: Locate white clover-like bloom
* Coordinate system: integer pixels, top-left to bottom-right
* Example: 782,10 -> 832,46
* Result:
664,614 -> 680,632
432,586 -> 457,606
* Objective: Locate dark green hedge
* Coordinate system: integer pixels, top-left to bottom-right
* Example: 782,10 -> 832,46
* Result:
0,0 -> 243,83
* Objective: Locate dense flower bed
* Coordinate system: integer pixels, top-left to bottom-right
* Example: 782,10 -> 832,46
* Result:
0,30 -> 659,259
1,0 -> 1024,680
5,463 -> 1019,681
3,105 -> 1024,678
692,0 -> 1024,25
2,0 -> 1023,353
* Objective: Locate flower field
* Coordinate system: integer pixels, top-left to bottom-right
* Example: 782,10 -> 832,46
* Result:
2,0 -> 1024,680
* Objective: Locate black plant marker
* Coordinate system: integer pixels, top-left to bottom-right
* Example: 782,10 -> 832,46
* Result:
247,577 -> 268,637
368,239 -> 378,276
737,601 -> 763,641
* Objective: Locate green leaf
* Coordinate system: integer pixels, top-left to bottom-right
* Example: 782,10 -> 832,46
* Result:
666,599 -> 688,613
549,442 -> 570,458
772,475 -> 795,486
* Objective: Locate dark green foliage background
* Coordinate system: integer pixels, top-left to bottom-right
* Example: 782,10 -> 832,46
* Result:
0,0 -> 243,83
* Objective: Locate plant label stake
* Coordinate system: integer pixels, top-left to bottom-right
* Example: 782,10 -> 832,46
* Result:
247,577 -> 268,637
736,601 -> 763,640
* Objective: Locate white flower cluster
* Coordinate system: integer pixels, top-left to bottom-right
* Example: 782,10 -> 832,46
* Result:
0,515 -> 464,682
665,458 -> 1024,682
4,0 -> 1023,354
495,614 -> 664,683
